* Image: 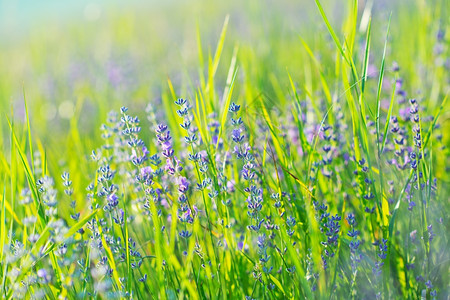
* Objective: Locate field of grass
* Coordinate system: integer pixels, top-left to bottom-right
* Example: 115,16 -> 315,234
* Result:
0,0 -> 448,298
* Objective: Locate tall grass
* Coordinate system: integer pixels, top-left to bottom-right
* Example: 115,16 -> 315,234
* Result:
0,0 -> 448,298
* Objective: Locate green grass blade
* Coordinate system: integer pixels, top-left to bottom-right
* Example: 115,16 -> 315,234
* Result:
64,209 -> 99,239
375,14 -> 392,153
380,75 -> 397,153
23,87 -> 35,177
314,0 -> 349,65
361,18 -> 372,94
215,48 -> 238,151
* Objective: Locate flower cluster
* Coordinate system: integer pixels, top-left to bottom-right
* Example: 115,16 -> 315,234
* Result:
313,200 -> 341,270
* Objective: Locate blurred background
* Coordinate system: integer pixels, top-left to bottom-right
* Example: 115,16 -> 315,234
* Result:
0,0 -> 447,160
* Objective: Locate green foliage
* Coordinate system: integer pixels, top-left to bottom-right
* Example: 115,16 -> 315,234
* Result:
0,0 -> 448,299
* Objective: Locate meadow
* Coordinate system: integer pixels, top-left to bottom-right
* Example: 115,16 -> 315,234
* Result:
0,0 -> 448,298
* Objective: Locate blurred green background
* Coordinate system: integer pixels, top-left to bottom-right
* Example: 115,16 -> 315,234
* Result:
0,0 -> 447,164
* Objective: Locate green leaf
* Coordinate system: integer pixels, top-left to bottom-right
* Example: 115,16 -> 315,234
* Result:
64,209 -> 99,239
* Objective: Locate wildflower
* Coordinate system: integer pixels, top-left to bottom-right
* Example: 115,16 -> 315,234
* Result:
372,238 -> 388,276
229,102 -> 241,113
178,177 -> 190,193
